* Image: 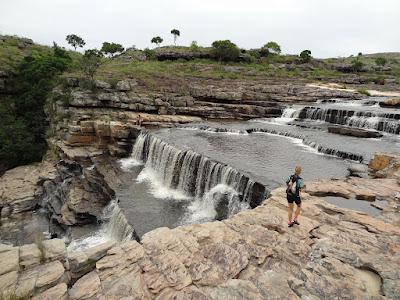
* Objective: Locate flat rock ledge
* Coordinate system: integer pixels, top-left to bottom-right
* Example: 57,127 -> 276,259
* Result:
1,177 -> 399,299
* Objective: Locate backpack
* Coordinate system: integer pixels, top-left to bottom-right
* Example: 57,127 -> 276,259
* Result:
286,175 -> 298,195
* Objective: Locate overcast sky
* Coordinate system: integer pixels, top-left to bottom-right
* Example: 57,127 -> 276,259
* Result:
0,0 -> 399,58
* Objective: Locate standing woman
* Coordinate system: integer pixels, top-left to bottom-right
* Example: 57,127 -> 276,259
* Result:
286,166 -> 305,227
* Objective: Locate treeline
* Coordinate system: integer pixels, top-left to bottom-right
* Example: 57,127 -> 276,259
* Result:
0,44 -> 72,172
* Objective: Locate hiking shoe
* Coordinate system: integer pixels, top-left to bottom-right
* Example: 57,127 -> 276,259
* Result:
292,220 -> 300,225
288,222 -> 294,227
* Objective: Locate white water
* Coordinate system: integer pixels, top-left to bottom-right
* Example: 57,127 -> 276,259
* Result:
67,201 -> 134,252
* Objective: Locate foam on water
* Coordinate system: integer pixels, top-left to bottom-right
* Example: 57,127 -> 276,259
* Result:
137,167 -> 190,201
119,157 -> 143,171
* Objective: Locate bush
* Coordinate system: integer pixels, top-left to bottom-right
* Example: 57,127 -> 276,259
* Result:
143,48 -> 156,60
351,58 -> 365,72
299,50 -> 312,63
211,40 -> 240,62
0,45 -> 71,170
81,49 -> 103,80
190,41 -> 199,52
356,88 -> 371,96
375,57 -> 387,67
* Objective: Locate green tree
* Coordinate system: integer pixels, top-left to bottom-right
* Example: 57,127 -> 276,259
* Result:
170,29 -> 180,45
375,57 -> 387,66
0,45 -> 71,171
211,40 -> 240,62
101,42 -> 124,57
66,34 -> 85,51
351,57 -> 365,72
151,36 -> 163,47
190,41 -> 199,52
299,50 -> 312,63
81,49 -> 103,80
260,41 -> 281,56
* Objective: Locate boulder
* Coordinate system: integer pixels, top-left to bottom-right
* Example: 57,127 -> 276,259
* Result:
19,244 -> 41,269
69,271 -> 101,300
369,153 -> 400,179
43,239 -> 66,262
116,80 -> 131,91
0,246 -> 19,275
32,283 -> 68,300
94,80 -> 111,89
379,98 -> 400,108
328,126 -> 383,138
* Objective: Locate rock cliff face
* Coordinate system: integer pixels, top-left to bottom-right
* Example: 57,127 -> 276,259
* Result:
1,174 -> 399,299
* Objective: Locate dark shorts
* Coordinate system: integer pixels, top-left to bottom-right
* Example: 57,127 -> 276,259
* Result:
287,193 -> 301,205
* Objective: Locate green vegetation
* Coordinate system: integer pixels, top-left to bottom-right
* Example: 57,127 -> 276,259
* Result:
351,57 -> 365,72
81,49 -> 103,80
260,41 -> 281,57
151,36 -> 163,47
356,88 -> 371,96
299,50 -> 312,63
101,42 -> 124,57
66,34 -> 85,51
0,43 -> 72,170
211,40 -> 240,62
375,57 -> 387,66
171,29 -> 180,45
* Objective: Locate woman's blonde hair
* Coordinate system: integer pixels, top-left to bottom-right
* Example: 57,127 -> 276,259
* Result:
295,166 -> 302,175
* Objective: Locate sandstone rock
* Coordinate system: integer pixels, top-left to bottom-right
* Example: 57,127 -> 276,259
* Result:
0,271 -> 18,295
35,261 -> 65,289
43,239 -> 66,262
32,283 -> 68,300
201,279 -> 262,300
68,241 -> 116,276
328,125 -> 383,138
379,98 -> 400,108
19,244 -> 41,269
0,246 -> 19,275
69,271 -> 101,300
369,153 -> 400,179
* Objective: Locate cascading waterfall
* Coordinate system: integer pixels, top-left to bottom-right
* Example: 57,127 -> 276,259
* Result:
67,201 -> 135,252
299,107 -> 400,134
130,132 -> 267,220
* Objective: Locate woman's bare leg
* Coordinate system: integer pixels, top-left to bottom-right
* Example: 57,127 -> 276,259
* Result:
288,203 -> 294,224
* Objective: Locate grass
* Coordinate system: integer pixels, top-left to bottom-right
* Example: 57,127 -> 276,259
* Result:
357,88 -> 371,96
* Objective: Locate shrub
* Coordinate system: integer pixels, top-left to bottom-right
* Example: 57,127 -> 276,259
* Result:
375,57 -> 387,67
260,41 -> 281,57
81,49 -> 103,80
299,50 -> 312,63
190,41 -> 199,52
351,58 -> 364,72
0,44 -> 71,170
143,48 -> 156,60
211,40 -> 240,62
356,88 -> 371,96
101,42 -> 124,57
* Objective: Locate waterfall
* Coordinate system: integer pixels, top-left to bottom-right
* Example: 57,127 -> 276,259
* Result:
130,132 -> 267,213
67,201 -> 136,252
298,107 -> 400,134
103,201 -> 135,242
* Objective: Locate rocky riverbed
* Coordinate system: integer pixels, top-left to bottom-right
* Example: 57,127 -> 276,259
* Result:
1,148 -> 399,299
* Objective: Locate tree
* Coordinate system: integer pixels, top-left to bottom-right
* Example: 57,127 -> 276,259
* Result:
81,49 -> 103,80
351,57 -> 365,72
260,41 -> 281,56
375,57 -> 387,67
101,42 -> 124,57
66,34 -> 85,51
151,36 -> 163,47
170,29 -> 180,45
0,45 -> 72,171
299,50 -> 312,63
211,40 -> 240,62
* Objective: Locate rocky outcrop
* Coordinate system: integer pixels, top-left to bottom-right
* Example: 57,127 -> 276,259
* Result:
369,153 -> 400,180
328,125 -> 383,138
379,98 -> 400,108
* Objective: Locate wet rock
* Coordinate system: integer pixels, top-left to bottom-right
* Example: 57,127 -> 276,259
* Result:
328,125 -> 383,138
379,98 -> 400,108
347,164 -> 369,178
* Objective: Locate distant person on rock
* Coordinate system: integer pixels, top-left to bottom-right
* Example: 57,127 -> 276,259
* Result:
286,166 -> 305,227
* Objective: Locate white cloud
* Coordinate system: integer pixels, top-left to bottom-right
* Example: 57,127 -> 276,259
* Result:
0,0 -> 399,57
